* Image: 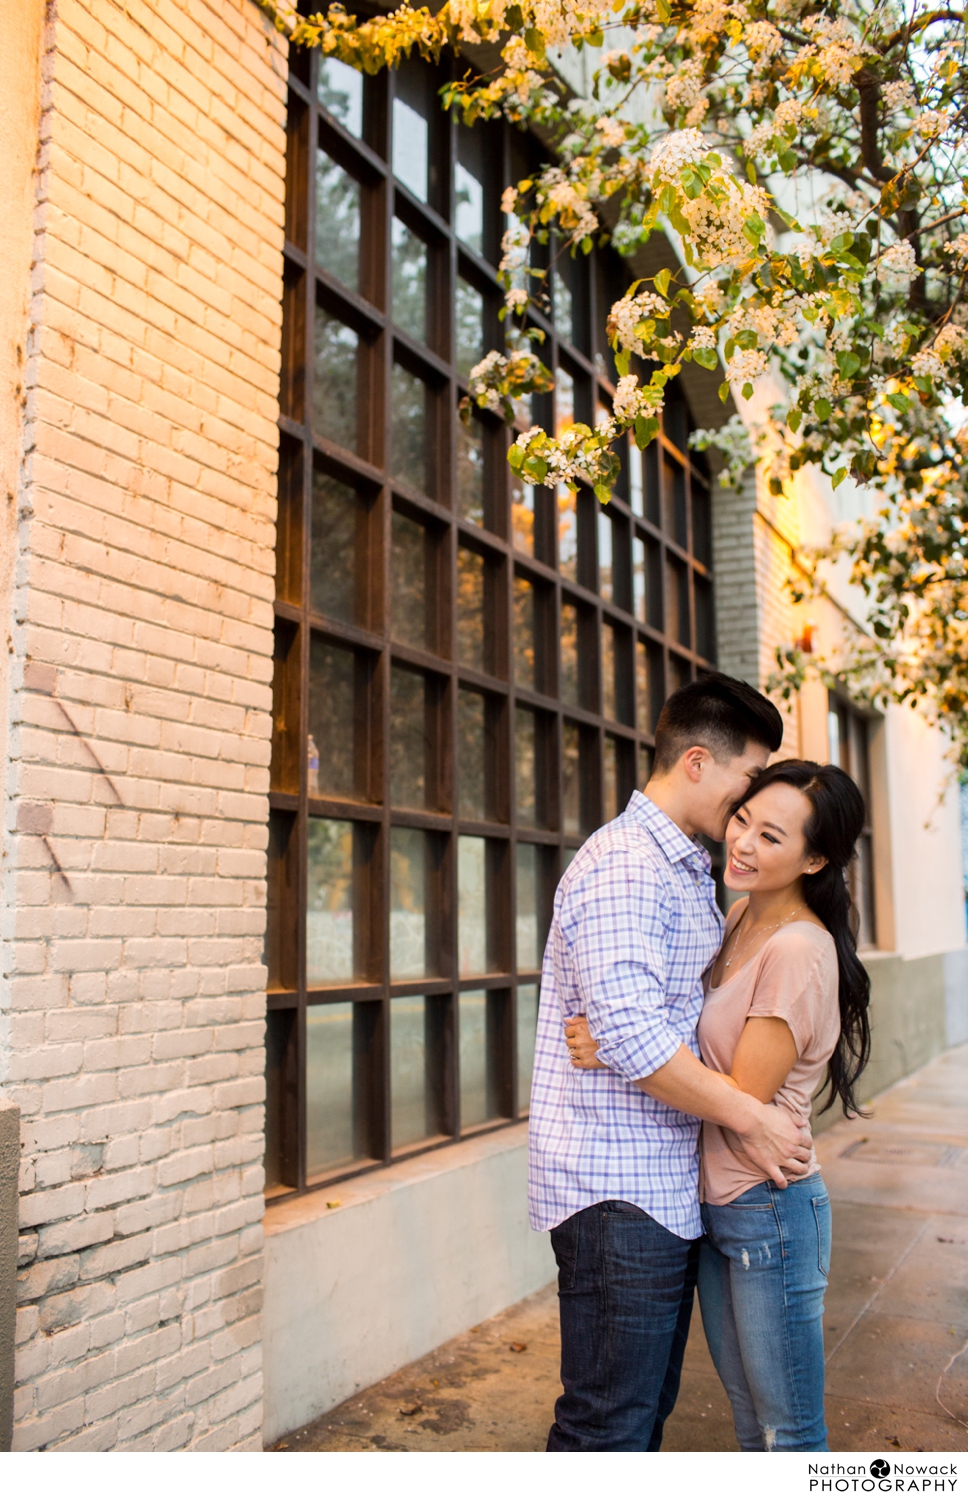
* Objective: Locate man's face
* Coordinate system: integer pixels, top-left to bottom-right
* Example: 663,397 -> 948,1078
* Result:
693,740 -> 771,841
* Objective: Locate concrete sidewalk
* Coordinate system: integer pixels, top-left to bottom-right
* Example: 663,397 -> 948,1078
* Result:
269,1043 -> 968,1453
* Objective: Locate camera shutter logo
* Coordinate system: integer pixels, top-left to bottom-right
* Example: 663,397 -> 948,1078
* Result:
870,1460 -> 891,1478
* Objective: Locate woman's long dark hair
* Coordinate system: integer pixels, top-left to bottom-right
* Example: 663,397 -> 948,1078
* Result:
738,759 -> 872,1116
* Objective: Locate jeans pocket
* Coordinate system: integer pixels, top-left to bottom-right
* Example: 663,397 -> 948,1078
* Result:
551,1214 -> 581,1291
812,1193 -> 831,1278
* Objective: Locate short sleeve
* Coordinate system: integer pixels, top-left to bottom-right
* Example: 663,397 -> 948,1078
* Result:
746,927 -> 837,1058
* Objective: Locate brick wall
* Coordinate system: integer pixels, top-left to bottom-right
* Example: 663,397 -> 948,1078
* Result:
3,0 -> 286,1450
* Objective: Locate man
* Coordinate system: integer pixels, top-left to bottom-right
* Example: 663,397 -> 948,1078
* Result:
528,671 -> 809,1451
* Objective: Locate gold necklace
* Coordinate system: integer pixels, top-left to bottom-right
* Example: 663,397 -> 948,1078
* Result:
722,903 -> 807,969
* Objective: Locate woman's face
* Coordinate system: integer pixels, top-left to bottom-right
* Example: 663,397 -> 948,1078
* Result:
724,782 -> 826,894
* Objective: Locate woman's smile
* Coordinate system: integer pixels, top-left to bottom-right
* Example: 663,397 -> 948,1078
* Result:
729,855 -> 757,876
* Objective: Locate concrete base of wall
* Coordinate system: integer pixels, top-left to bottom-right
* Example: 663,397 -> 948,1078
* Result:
261,1123 -> 555,1446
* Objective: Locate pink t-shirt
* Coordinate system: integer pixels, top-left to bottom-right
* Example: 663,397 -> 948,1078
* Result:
697,920 -> 840,1206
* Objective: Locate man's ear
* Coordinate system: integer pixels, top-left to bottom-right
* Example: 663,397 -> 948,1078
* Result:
681,745 -> 708,783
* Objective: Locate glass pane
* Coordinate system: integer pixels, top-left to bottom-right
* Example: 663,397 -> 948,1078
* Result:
315,150 -> 360,291
455,279 -> 484,380
556,366 -> 575,432
561,603 -> 578,706
666,558 -> 689,645
391,510 -> 427,649
602,623 -> 616,722
459,990 -> 491,1128
391,364 -> 428,493
636,639 -> 650,734
314,310 -> 358,450
307,818 -> 354,984
515,708 -> 537,827
517,984 -> 539,1110
457,416 -> 485,527
455,127 -> 484,253
516,843 -> 539,971
511,473 -> 535,555
318,57 -> 363,137
306,1002 -> 357,1176
391,995 -> 430,1149
457,689 -> 485,820
308,638 -> 354,798
558,485 -> 577,581
639,742 -> 653,789
692,483 -> 712,566
458,835 -> 487,975
629,443 -> 644,516
598,509 -> 613,601
604,736 -> 618,823
392,95 -> 428,201
311,471 -> 361,624
389,665 -> 427,808
513,575 -> 535,691
562,721 -> 580,836
632,535 -> 646,623
456,548 -> 485,671
391,218 -> 427,343
553,263 -> 573,345
390,827 -> 428,979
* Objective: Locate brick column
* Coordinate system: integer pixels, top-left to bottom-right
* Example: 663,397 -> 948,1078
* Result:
3,0 -> 286,1451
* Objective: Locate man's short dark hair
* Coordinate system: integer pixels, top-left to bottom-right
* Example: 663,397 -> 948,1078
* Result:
652,671 -> 783,774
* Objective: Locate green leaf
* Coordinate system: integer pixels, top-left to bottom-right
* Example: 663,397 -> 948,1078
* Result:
506,4 -> 523,27
524,27 -> 545,56
742,381 -> 754,399
832,467 -> 848,489
746,159 -> 758,185
655,268 -> 671,298
837,351 -> 862,379
777,150 -> 796,174
788,407 -> 801,433
594,482 -> 611,504
815,398 -> 832,421
886,391 -> 910,414
693,347 -> 718,370
719,381 -> 730,402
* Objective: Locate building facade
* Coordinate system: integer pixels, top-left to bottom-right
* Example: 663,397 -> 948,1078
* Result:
0,0 -> 964,1451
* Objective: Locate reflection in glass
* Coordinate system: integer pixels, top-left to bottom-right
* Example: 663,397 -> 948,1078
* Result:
632,535 -> 646,623
307,819 -> 354,983
306,1002 -> 356,1176
309,639 -> 354,797
561,603 -> 578,706
604,736 -> 618,823
391,365 -> 428,493
513,575 -> 535,691
458,835 -> 487,975
511,473 -> 535,555
391,996 -> 430,1148
390,827 -> 428,979
629,441 -> 644,516
517,984 -> 539,1110
602,623 -> 616,722
636,639 -> 650,733
457,689 -> 485,820
558,485 -> 577,581
553,263 -> 573,345
516,843 -> 540,971
390,510 -> 427,648
317,57 -> 363,136
391,218 -> 427,343
389,665 -> 427,808
563,722 -> 580,836
515,708 -> 537,827
459,990 -> 492,1127
556,366 -> 575,433
314,311 -> 358,450
456,548 -> 485,671
311,471 -> 360,624
392,96 -> 428,201
315,151 -> 360,291
455,279 -> 484,379
455,127 -> 484,253
598,509 -> 613,601
457,417 -> 484,527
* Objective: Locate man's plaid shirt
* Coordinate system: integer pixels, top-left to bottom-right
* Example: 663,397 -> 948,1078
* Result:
527,792 -> 725,1240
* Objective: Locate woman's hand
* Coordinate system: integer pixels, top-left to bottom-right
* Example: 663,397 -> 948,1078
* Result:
564,1013 -> 606,1069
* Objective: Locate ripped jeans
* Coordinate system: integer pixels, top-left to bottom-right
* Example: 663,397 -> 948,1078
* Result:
698,1173 -> 831,1452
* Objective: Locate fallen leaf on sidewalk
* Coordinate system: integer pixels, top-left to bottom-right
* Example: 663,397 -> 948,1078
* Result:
509,1342 -> 528,1353
937,1236 -> 955,1243
399,1402 -> 423,1416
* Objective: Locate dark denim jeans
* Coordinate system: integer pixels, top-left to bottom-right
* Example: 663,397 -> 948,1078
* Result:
546,1200 -> 699,1451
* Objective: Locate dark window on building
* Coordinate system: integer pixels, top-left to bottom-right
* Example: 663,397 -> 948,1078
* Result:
266,51 -> 717,1199
828,698 -> 876,948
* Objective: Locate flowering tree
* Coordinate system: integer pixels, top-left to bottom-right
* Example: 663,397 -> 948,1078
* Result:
260,0 -> 968,760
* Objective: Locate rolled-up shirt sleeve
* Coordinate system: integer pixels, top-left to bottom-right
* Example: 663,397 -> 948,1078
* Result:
566,847 -> 683,1082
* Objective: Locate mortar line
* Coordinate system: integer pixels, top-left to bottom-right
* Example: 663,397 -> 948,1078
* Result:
824,1217 -> 931,1367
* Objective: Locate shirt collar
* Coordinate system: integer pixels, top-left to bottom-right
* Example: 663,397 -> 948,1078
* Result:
624,790 -> 712,873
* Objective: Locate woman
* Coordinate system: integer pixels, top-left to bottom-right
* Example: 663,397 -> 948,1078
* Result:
564,759 -> 871,1452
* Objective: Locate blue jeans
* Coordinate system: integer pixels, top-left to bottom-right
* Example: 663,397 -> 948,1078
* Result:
547,1200 -> 698,1451
698,1173 -> 832,1452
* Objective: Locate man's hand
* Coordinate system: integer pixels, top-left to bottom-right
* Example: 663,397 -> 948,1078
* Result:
563,1014 -> 605,1069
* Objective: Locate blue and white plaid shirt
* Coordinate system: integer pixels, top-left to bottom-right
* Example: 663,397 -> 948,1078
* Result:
528,792 -> 725,1240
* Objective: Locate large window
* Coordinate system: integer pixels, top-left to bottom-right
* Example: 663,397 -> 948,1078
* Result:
828,697 -> 876,948
266,49 -> 716,1199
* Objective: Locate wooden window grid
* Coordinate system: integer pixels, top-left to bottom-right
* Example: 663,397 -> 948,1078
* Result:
266,47 -> 718,1200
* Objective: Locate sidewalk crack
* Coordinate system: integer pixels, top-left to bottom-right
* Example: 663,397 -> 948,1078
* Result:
824,1218 -> 931,1367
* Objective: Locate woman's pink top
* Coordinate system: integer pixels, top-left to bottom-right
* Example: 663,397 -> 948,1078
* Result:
697,920 -> 840,1206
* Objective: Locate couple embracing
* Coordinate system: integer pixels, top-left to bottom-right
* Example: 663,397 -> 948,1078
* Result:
528,672 -> 871,1453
